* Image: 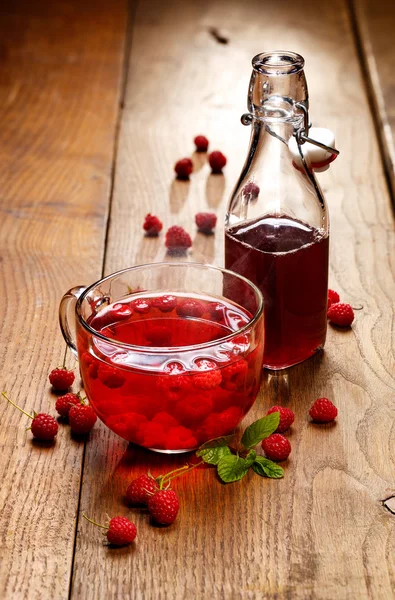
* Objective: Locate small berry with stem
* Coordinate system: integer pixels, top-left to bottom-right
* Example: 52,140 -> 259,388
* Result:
2,391 -> 58,441
82,513 -> 137,546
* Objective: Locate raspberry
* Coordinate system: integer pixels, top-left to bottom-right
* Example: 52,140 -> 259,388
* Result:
83,514 -> 137,546
126,474 -> 159,506
49,367 -> 75,391
98,364 -> 125,388
267,406 -> 295,433
309,397 -> 338,423
69,404 -> 97,435
176,395 -> 212,426
136,421 -> 166,448
203,406 -> 242,438
151,295 -> 177,313
31,413 -> 59,441
157,374 -> 191,400
165,426 -> 197,450
221,359 -> 249,391
148,489 -> 180,525
107,516 -> 137,545
176,299 -> 206,317
208,150 -> 227,174
174,158 -> 193,180
195,212 -> 217,234
165,225 -> 192,254
152,411 -> 179,428
55,393 -> 81,418
328,289 -> 340,308
132,298 -> 151,314
242,182 -> 260,199
143,213 -> 163,236
192,370 -> 222,390
262,434 -> 291,461
208,302 -> 225,322
194,135 -> 209,152
327,302 -> 354,327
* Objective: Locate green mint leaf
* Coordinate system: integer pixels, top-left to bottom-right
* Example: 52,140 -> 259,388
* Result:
217,454 -> 249,483
198,435 -> 235,450
196,445 -> 231,465
252,456 -> 284,479
241,412 -> 280,449
244,449 -> 257,468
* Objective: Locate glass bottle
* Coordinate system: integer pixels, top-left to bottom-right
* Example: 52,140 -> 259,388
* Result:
225,51 -> 329,370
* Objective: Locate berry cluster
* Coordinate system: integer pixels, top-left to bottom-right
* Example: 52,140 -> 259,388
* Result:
327,289 -> 354,327
175,135 -> 227,179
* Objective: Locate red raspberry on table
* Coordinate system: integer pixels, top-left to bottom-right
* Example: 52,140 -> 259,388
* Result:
143,213 -> 163,236
107,516 -> 137,546
126,474 -> 159,506
69,404 -> 97,435
309,398 -> 338,423
151,295 -> 177,313
49,368 -> 75,391
328,289 -> 340,308
174,158 -> 193,180
165,225 -> 192,254
83,514 -> 137,546
176,299 -> 206,317
267,405 -> 295,433
327,302 -> 354,327
148,489 -> 180,525
262,434 -> 291,461
194,135 -> 209,152
243,182 -> 260,199
195,212 -> 217,234
55,393 -> 82,418
31,413 -> 59,441
208,150 -> 227,174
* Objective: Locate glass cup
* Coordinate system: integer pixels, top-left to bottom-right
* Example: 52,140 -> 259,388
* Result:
59,262 -> 264,453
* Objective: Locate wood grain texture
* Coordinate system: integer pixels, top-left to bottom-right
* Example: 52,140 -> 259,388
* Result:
71,0 -> 395,598
0,1 -> 127,598
352,0 -> 395,202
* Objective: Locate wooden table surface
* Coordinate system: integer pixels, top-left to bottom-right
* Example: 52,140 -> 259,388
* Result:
1,1 -> 394,598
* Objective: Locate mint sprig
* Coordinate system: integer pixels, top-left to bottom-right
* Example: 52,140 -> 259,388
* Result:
196,412 -> 285,483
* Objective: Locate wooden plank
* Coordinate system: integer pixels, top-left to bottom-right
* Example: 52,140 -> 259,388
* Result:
352,0 -> 395,203
0,1 -> 127,598
72,0 -> 395,598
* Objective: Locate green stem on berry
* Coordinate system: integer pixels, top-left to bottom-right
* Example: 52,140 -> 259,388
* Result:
2,392 -> 33,420
82,513 -> 108,531
62,345 -> 68,369
160,461 -> 204,487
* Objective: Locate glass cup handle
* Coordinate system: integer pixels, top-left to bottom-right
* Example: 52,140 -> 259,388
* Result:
59,286 -> 87,357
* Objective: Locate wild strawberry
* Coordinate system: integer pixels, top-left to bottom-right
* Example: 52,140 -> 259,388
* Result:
242,182 -> 260,199
55,393 -> 82,418
176,299 -> 206,317
148,489 -> 180,525
208,150 -> 227,174
165,225 -> 192,254
309,398 -> 338,423
2,392 -> 58,441
49,367 -> 75,390
83,514 -> 137,546
174,158 -> 193,180
151,295 -> 177,313
327,302 -> 354,327
126,474 -> 159,506
267,406 -> 295,433
262,434 -> 291,461
195,212 -> 217,234
194,135 -> 209,152
328,289 -> 340,308
69,404 -> 97,435
143,213 -> 163,236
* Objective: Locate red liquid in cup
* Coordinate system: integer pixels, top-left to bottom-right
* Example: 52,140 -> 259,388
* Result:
78,293 -> 262,451
225,215 -> 329,369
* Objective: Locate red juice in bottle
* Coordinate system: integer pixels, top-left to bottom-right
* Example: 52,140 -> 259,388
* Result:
77,292 -> 263,452
225,215 -> 329,369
